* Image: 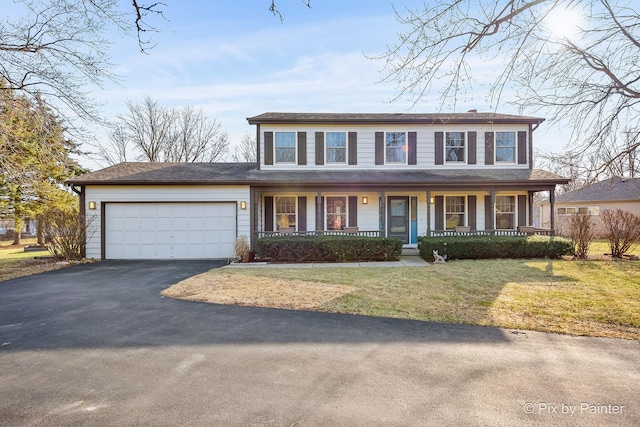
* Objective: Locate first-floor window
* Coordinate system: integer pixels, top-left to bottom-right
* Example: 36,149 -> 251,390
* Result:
496,196 -> 515,229
445,196 -> 465,229
276,196 -> 296,229
275,132 -> 296,163
496,132 -> 516,163
326,196 -> 347,230
326,132 -> 347,163
557,206 -> 600,215
385,132 -> 406,164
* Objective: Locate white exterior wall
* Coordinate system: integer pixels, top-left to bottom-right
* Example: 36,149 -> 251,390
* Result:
259,123 -> 532,170
84,185 -> 250,259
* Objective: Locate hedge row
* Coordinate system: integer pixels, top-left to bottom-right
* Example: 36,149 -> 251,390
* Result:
256,235 -> 403,262
418,235 -> 573,261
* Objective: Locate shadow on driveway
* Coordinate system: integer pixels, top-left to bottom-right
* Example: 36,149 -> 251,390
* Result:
0,260 -> 510,352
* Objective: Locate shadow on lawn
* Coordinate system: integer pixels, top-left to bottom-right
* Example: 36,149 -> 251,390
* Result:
0,260 -> 555,352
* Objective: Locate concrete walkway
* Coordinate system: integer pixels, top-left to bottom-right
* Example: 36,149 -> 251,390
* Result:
225,255 -> 431,268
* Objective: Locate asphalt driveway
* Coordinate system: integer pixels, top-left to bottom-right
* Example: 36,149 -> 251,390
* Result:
0,261 -> 638,426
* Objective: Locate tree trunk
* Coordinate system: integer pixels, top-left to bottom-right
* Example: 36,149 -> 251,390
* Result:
13,217 -> 22,246
37,215 -> 44,245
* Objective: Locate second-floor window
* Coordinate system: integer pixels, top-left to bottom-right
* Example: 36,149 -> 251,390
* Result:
386,132 -> 406,164
326,132 -> 347,164
496,132 -> 516,163
275,132 -> 296,163
446,132 -> 465,163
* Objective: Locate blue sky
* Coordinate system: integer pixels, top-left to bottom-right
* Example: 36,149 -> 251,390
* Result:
83,1 -> 564,166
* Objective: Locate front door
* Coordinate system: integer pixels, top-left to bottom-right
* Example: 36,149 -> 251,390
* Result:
388,196 -> 409,244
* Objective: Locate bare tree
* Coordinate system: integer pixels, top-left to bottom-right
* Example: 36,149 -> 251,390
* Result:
378,0 -> 640,177
2,1 -> 300,123
169,106 -> 228,162
230,134 -> 258,163
100,97 -> 228,163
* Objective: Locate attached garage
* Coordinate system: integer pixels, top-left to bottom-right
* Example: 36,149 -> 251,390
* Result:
104,202 -> 236,260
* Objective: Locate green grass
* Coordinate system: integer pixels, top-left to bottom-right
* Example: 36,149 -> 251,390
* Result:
0,238 -> 58,282
211,257 -> 640,340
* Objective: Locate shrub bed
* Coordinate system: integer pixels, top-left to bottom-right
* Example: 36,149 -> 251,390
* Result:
256,235 -> 403,262
418,235 -> 573,261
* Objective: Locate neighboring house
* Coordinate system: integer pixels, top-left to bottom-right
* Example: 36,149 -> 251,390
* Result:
67,112 -> 569,260
540,177 -> 640,236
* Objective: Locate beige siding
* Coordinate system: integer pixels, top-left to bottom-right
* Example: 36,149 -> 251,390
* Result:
84,185 -> 250,259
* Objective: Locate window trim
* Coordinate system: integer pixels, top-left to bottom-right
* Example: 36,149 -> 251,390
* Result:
274,195 -> 297,230
274,132 -> 296,164
325,195 -> 348,230
495,131 -> 517,164
325,131 -> 347,165
445,132 -> 467,164
384,132 -> 408,165
445,195 -> 467,230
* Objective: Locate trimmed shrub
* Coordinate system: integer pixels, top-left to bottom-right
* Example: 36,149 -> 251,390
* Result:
569,214 -> 596,259
256,235 -> 402,262
418,235 -> 573,261
601,209 -> 640,258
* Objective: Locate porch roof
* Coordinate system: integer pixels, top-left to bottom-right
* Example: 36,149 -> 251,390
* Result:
68,162 -> 568,191
246,112 -> 545,125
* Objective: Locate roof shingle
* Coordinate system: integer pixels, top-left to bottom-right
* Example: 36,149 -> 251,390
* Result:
556,177 -> 640,202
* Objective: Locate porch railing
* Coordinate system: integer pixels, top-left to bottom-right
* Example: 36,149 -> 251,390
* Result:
254,228 -> 554,240
427,229 -> 554,237
255,230 -> 382,239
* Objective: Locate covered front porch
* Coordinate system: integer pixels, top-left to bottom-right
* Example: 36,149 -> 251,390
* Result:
249,186 -> 561,248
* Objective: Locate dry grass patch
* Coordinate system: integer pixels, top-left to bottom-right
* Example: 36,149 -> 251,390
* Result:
163,259 -> 640,340
162,272 -> 356,310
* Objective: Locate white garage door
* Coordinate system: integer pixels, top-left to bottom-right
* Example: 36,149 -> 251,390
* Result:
105,202 -> 236,259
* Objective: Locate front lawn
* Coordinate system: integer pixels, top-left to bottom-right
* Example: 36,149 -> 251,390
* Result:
165,257 -> 640,340
0,238 -> 64,282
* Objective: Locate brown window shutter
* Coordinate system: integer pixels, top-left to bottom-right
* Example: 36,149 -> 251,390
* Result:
264,132 -> 274,165
375,132 -> 384,165
315,196 -> 324,230
518,195 -> 527,226
408,132 -> 417,165
264,196 -> 274,231
435,132 -> 444,165
485,132 -> 494,165
297,132 -> 307,165
484,195 -> 493,230
348,196 -> 357,227
435,196 -> 444,230
298,196 -> 307,231
468,132 -> 477,165
348,132 -> 357,165
315,132 -> 324,165
518,131 -> 527,164
468,195 -> 477,231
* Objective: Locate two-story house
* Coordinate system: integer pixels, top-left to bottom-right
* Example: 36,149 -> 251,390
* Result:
68,112 -> 569,260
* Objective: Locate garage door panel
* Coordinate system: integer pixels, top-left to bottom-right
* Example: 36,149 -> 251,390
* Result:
105,202 -> 236,260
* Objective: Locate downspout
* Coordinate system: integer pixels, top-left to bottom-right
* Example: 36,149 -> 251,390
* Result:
71,185 -> 86,258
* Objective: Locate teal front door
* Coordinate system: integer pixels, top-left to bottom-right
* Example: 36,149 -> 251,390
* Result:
388,196 -> 409,244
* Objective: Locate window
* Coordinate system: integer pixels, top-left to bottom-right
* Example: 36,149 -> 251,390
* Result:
445,196 -> 466,229
445,132 -> 465,162
385,132 -> 406,164
557,206 -> 600,215
326,196 -> 347,230
496,132 -> 516,163
275,132 -> 295,163
496,196 -> 515,229
326,132 -> 347,164
275,196 -> 296,229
